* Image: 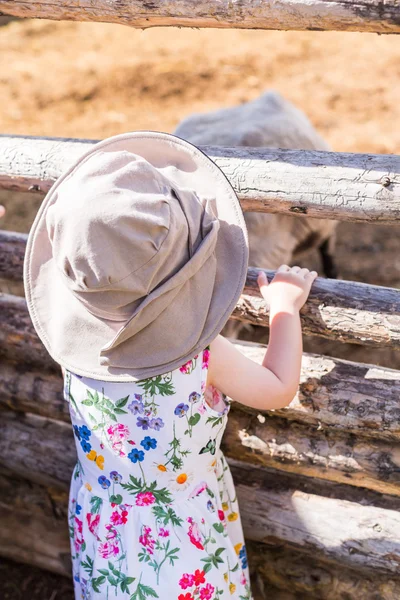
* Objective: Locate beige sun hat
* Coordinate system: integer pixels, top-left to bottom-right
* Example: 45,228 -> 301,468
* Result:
23,131 -> 249,381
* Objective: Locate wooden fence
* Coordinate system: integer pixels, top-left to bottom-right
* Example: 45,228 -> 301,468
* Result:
0,4 -> 400,599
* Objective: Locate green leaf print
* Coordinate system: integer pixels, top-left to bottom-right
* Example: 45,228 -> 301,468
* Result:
89,495 -> 103,514
206,415 -> 224,427
188,413 -> 201,426
115,395 -> 129,408
120,475 -> 173,505
137,374 -> 175,397
201,547 -> 226,571
164,422 -> 191,471
213,522 -> 225,534
81,555 -> 94,576
110,493 -> 123,505
152,505 -> 183,527
130,582 -> 159,600
92,575 -> 106,592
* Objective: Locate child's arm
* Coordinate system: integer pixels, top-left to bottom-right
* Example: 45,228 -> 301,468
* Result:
207,265 -> 318,411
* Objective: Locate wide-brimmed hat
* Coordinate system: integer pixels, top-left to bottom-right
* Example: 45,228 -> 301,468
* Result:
23,131 -> 249,381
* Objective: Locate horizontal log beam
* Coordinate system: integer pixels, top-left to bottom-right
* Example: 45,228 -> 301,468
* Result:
2,361 -> 400,497
247,542 -> 400,600
2,340 -> 400,441
0,473 -> 71,576
223,410 -> 400,496
1,458 -> 400,578
1,135 -> 400,224
1,263 -> 400,349
0,0 -> 400,34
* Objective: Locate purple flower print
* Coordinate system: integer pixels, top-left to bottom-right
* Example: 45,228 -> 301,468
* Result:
137,416 -> 151,430
149,417 -> 164,431
128,448 -> 145,463
98,476 -> 111,489
174,403 -> 189,417
128,399 -> 144,415
110,471 -> 122,483
140,436 -> 157,451
188,391 -> 201,404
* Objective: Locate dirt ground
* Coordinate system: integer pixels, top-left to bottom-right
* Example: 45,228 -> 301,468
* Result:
1,16 -> 400,595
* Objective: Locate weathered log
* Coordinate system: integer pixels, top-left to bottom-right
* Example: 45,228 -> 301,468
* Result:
0,293 -> 58,370
247,542 -> 400,600
1,135 -> 400,224
2,264 -> 400,352
0,230 -> 26,281
2,342 -> 400,442
223,410 -> 400,496
239,268 -> 400,348
1,457 -> 400,578
0,473 -> 71,576
0,0 -> 400,34
230,460 -> 400,575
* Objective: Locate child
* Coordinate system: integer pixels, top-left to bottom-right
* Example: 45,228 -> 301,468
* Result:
23,131 -> 317,600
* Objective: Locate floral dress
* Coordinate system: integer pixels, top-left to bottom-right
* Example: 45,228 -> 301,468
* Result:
63,345 -> 253,600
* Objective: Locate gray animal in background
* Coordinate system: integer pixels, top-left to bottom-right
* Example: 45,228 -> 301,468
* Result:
174,91 -> 338,338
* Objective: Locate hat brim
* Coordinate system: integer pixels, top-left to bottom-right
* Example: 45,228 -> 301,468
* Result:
23,131 -> 249,381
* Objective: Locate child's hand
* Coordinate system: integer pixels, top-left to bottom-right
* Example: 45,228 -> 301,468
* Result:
257,265 -> 318,313
0,205 -> 5,219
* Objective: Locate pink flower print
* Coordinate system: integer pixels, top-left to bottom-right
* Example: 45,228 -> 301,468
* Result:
86,513 -> 100,539
110,509 -> 129,526
98,540 -> 120,559
179,360 -> 192,374
199,583 -> 215,600
159,527 -> 170,537
187,517 -> 204,551
218,510 -> 225,521
139,525 -> 155,554
106,423 -> 130,457
105,524 -> 117,540
136,491 -> 156,506
179,573 -> 194,590
73,517 -> 84,552
198,402 -> 206,415
202,348 -> 210,369
240,572 -> 247,585
188,481 -> 208,499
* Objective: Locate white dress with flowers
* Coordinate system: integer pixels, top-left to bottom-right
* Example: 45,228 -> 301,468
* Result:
64,345 -> 253,600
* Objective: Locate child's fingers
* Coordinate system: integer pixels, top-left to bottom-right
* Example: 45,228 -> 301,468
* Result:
257,270 -> 269,285
277,264 -> 290,273
305,270 -> 318,281
0,205 -> 5,218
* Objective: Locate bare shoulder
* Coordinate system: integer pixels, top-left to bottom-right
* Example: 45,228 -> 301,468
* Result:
207,334 -> 295,411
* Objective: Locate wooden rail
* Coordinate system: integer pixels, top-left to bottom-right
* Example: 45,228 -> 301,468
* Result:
1,0 -> 400,34
2,341 -> 400,441
2,339 -> 400,496
2,261 -> 400,348
1,135 -> 400,224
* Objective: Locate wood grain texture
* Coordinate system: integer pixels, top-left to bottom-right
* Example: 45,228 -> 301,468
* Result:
3,394 -> 400,498
2,340 -> 400,442
0,473 -> 71,576
0,0 -> 400,33
247,542 -> 400,600
2,265 -> 400,349
1,135 -> 400,223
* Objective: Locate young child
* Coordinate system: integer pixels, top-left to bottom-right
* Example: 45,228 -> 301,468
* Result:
23,131 -> 316,600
